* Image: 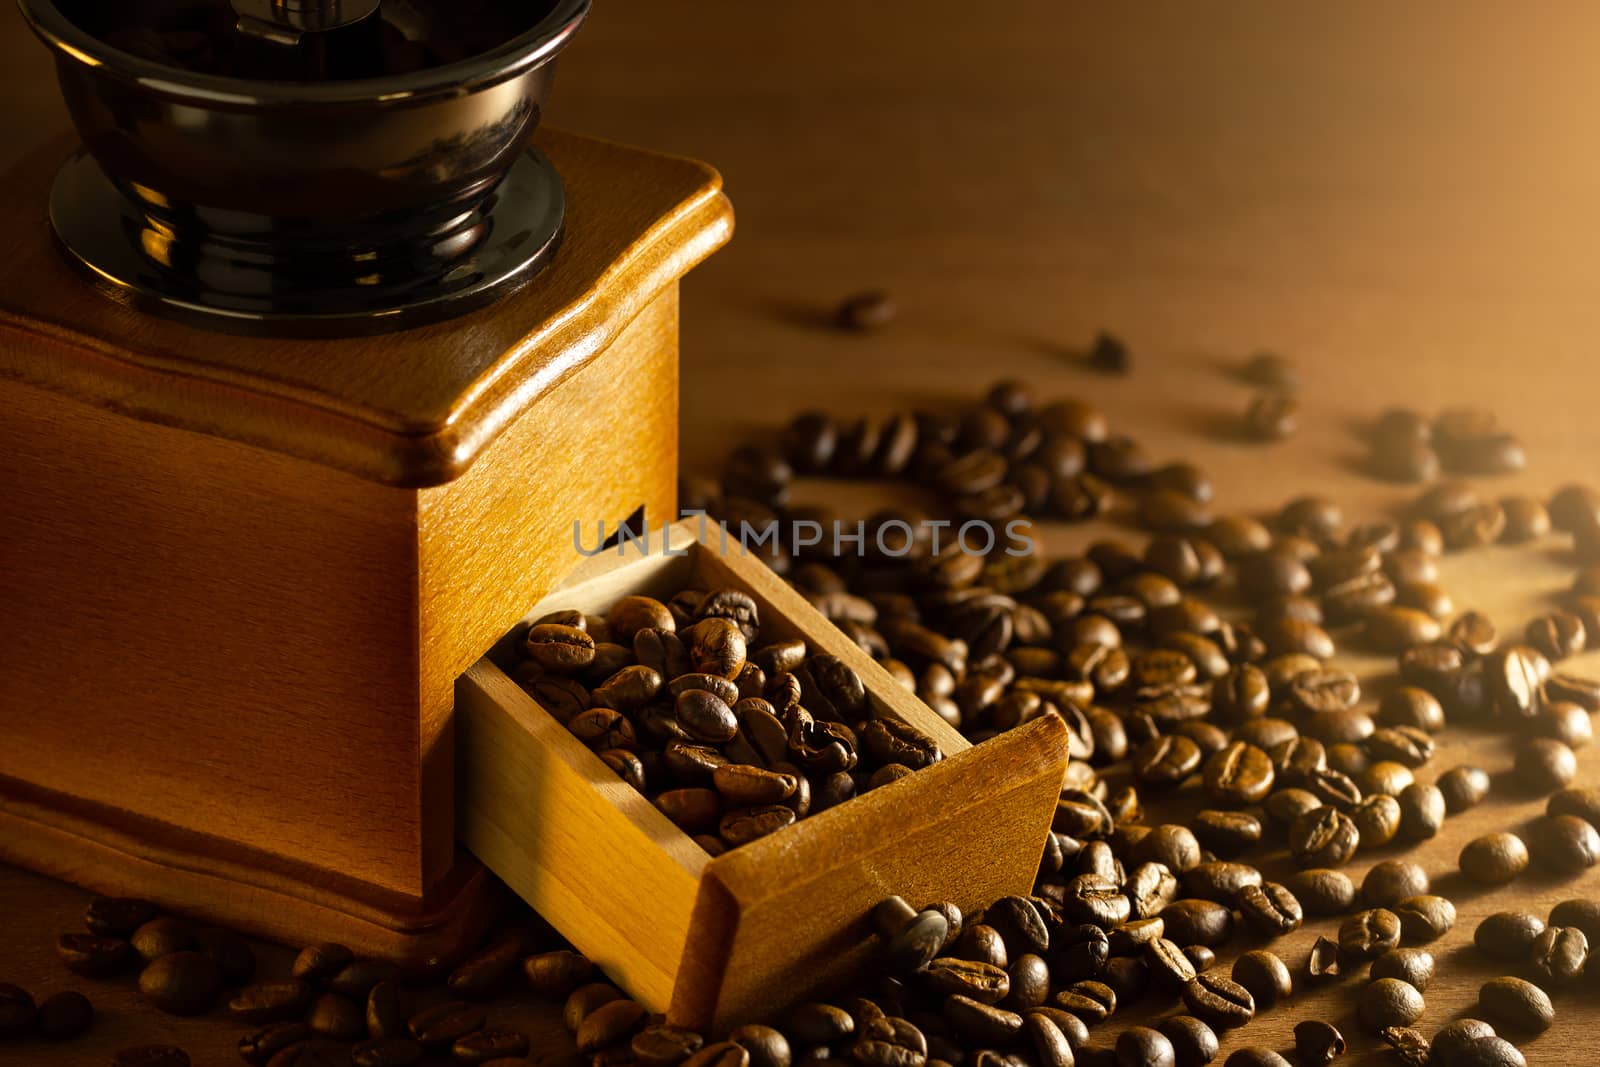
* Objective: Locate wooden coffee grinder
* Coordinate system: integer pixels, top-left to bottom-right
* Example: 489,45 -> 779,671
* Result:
0,0 -> 1072,1021
0,0 -> 733,962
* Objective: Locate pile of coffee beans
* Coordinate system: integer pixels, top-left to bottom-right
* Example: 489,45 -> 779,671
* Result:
512,588 -> 944,853
11,375 -> 1600,1065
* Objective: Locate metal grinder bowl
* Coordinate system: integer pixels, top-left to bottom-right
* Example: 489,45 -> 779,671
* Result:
18,0 -> 591,335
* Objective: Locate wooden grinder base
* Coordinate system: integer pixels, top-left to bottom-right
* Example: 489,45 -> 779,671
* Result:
0,129 -> 734,962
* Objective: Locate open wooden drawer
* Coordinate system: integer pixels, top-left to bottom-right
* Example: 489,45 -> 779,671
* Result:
455,520 -> 1069,1031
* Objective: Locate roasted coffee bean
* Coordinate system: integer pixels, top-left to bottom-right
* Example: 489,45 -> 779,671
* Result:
408,1000 -> 486,1048
349,1038 -> 425,1067
1550,897 -> 1600,942
1547,785 -> 1600,828
1052,979 -> 1116,1023
1160,899 -> 1233,948
1182,861 -> 1262,903
138,951 -> 222,1016
1527,813 -> 1600,873
728,1024 -> 790,1067
1360,860 -> 1428,909
1364,606 -> 1441,653
1457,1037 -> 1527,1067
1394,895 -> 1455,943
634,1023 -> 707,1066
1284,868 -> 1355,916
323,960 -> 397,1002
1115,1026 -> 1175,1067
56,933 -> 135,977
577,999 -> 648,1052
1431,1020 -> 1499,1062
227,980 -> 314,1024
1264,788 -> 1322,828
1478,977 -> 1554,1034
1339,909 -> 1401,963
306,992 -> 364,1040
1528,925 -> 1589,985
1289,807 -> 1359,868
1124,862 -> 1180,921
1475,912 -> 1547,961
1461,832 -> 1530,884
1361,977 -> 1425,1031
1190,810 -> 1262,857
1230,951 -> 1291,1011
1181,973 -> 1254,1030
1256,618 -> 1335,660
1159,1015 -> 1218,1067
111,1047 -> 190,1067
1132,824 -> 1202,872
1003,953 -> 1052,1012
1547,671 -> 1600,710
1377,687 -> 1445,732
1132,735 -> 1203,789
986,896 -> 1050,956
1305,936 -> 1341,984
1486,646 -> 1547,718
524,623 -> 597,673
884,910 -> 949,975
1440,765 -> 1492,812
720,804 -> 797,846
861,718 -> 941,770
957,924 -> 1010,969
130,918 -> 196,963
1526,610 -> 1586,662
1514,738 -> 1576,793
239,1022 -> 312,1065
1359,758 -> 1413,798
1396,783 -> 1446,841
1145,937 -> 1199,989
1536,700 -> 1592,749
1062,873 -> 1131,928
523,950 -> 593,998
679,1040 -> 751,1067
1235,882 -> 1302,937
1201,742 -> 1274,806
923,958 -> 1010,1004
1345,795 -> 1398,849
448,932 -> 531,1001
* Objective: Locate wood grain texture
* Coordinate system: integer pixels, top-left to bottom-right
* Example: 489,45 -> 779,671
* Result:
0,130 -> 732,486
458,521 -> 1069,1030
8,1 -> 1600,1063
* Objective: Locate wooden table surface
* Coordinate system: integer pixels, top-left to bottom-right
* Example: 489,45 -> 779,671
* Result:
7,1 -> 1600,1063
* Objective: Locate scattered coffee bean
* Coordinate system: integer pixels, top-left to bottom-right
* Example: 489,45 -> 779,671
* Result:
138,951 -> 221,1015
1528,925 -> 1589,985
1283,868 -> 1356,916
1394,895 -> 1455,943
1229,951 -> 1291,1011
1527,813 -> 1600,872
1475,912 -> 1547,961
1339,909 -> 1401,963
1115,1026 -> 1175,1067
1222,1048 -> 1288,1067
1439,765 -> 1492,812
1478,976 -> 1554,1033
1460,832 -> 1530,884
1361,977 -> 1424,1030
1181,973 -> 1254,1030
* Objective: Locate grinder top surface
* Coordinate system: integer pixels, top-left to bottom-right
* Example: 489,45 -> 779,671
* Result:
0,129 -> 733,487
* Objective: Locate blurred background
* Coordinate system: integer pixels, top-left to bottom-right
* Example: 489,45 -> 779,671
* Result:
4,0 -> 1598,503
